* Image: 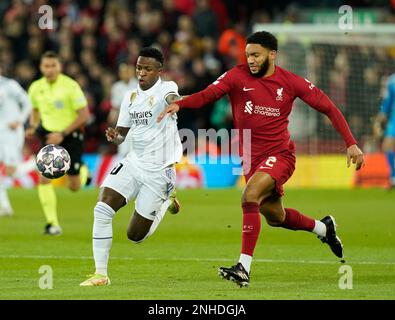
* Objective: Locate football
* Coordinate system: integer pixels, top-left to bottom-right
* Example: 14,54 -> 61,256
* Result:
36,144 -> 71,179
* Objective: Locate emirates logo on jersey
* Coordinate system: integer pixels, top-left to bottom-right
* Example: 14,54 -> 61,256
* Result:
276,87 -> 283,101
129,110 -> 153,126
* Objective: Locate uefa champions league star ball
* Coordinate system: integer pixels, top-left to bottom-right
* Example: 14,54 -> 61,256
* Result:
36,144 -> 71,179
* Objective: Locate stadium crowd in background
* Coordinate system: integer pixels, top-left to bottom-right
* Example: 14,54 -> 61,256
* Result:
0,0 -> 395,155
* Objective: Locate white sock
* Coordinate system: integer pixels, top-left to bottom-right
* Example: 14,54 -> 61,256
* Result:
14,157 -> 37,178
312,220 -> 327,237
93,201 -> 115,276
141,199 -> 171,242
0,177 -> 12,213
239,253 -> 252,274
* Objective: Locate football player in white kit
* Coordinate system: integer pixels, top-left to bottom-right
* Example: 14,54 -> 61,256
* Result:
0,66 -> 32,216
80,48 -> 182,286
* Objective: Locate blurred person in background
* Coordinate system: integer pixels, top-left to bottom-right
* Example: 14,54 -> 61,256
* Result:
26,51 -> 90,235
193,0 -> 219,39
218,21 -> 247,68
107,63 -> 138,157
0,64 -> 32,217
373,73 -> 395,189
14,60 -> 37,90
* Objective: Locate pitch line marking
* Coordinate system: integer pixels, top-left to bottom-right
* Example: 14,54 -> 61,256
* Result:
0,255 -> 394,265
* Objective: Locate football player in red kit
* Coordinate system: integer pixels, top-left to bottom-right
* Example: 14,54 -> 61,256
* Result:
157,31 -> 364,287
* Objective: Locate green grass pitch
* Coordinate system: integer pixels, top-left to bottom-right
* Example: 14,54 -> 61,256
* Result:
0,187 -> 394,300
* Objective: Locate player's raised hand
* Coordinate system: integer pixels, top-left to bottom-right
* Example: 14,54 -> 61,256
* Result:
347,144 -> 364,171
157,103 -> 180,123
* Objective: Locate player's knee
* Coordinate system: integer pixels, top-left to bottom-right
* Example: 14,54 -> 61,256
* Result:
126,229 -> 147,243
68,178 -> 81,192
69,185 -> 80,192
242,188 -> 260,203
98,188 -> 126,212
94,202 -> 114,221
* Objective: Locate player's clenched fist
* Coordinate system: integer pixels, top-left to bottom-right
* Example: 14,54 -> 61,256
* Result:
347,144 -> 364,171
105,127 -> 126,145
105,127 -> 118,142
157,103 -> 180,122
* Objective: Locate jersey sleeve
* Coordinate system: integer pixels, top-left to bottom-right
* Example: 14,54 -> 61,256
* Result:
210,70 -> 233,95
116,92 -> 133,128
291,72 -> 357,147
177,69 -> 234,109
163,81 -> 179,104
290,72 -> 323,104
69,80 -> 88,110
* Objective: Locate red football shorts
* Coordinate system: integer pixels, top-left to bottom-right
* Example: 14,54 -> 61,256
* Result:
244,151 -> 296,197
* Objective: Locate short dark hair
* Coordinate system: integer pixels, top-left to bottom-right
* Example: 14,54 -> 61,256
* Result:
138,47 -> 164,66
246,31 -> 278,51
41,51 -> 60,60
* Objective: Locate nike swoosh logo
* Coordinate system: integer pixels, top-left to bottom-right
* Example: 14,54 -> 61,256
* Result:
243,87 -> 255,91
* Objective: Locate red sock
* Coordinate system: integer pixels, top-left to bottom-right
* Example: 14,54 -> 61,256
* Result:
241,202 -> 261,256
282,208 -> 315,231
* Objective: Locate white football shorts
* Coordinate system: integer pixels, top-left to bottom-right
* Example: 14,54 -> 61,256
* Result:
101,157 -> 176,220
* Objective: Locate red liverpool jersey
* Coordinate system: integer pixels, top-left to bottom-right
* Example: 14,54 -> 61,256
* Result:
177,64 -> 356,169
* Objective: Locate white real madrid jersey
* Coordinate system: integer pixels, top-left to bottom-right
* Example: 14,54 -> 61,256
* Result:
0,76 -> 32,132
117,78 -> 182,171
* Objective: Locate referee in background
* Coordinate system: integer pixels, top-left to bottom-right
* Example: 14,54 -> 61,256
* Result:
26,51 -> 90,235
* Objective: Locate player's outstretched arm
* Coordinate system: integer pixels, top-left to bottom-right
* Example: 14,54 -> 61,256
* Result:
105,126 -> 129,145
157,82 -> 228,123
26,109 -> 40,138
157,103 -> 180,123
346,144 -> 364,171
